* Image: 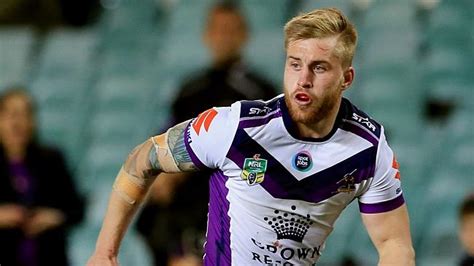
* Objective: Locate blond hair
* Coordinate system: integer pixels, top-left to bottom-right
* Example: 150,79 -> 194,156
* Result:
284,8 -> 357,68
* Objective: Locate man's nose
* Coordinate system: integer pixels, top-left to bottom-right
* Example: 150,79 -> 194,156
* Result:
297,68 -> 313,89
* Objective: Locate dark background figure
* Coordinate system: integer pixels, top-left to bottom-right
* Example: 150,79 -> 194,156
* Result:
136,1 -> 276,265
0,88 -> 85,266
0,0 -> 100,28
170,2 -> 276,122
459,193 -> 474,266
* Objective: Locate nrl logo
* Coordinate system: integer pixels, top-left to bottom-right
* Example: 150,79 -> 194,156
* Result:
241,154 -> 267,186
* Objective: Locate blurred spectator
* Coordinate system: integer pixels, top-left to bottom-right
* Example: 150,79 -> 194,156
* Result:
136,1 -> 276,265
170,3 -> 276,121
459,193 -> 474,266
0,88 -> 84,266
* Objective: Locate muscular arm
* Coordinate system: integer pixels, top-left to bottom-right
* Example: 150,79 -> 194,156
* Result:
362,204 -> 415,266
88,121 -> 197,265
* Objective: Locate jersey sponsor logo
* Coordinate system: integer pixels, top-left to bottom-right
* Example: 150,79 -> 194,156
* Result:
249,106 -> 272,115
192,108 -> 218,135
249,206 -> 320,264
351,113 -> 376,132
392,155 -> 401,179
336,169 -> 357,193
291,151 -> 313,172
263,205 -> 312,243
250,238 -> 322,265
241,154 -> 267,185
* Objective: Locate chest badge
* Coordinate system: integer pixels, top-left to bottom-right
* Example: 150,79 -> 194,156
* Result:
292,151 -> 313,172
241,154 -> 267,186
336,169 -> 357,193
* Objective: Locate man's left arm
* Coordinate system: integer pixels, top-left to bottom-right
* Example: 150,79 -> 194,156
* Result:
358,127 -> 415,265
362,204 -> 415,265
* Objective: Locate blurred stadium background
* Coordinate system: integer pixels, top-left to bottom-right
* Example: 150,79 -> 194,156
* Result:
0,0 -> 472,265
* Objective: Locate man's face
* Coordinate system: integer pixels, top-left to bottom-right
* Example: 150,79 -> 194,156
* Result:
0,95 -> 34,149
204,10 -> 247,64
460,214 -> 474,255
283,36 -> 352,125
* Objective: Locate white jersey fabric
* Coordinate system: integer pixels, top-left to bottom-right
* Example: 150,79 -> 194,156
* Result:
183,95 -> 404,266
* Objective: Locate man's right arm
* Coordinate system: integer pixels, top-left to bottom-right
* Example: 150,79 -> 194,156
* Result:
87,120 -> 197,265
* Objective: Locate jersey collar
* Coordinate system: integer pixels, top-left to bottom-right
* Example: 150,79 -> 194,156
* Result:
279,96 -> 347,142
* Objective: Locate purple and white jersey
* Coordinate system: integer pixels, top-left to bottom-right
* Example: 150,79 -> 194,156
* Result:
183,95 -> 404,265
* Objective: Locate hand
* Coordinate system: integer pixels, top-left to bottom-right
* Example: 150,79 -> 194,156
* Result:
87,253 -> 119,266
0,204 -> 27,229
23,207 -> 65,237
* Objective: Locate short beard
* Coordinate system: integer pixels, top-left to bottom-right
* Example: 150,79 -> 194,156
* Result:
284,89 -> 341,125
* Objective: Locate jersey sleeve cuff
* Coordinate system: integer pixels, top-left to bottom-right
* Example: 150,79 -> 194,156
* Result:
358,194 -> 404,214
184,122 -> 210,171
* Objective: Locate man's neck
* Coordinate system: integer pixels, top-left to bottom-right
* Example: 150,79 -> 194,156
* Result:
212,55 -> 241,70
295,102 -> 341,139
5,145 -> 26,162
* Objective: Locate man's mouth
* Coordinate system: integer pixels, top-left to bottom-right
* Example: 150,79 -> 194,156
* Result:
294,92 -> 312,105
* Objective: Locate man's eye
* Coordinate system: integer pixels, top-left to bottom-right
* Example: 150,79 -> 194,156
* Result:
314,65 -> 326,73
290,62 -> 301,70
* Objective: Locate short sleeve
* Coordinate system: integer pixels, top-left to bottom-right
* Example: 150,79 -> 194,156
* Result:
358,129 -> 404,214
184,102 -> 241,170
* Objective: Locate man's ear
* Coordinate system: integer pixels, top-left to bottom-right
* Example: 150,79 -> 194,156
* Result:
342,67 -> 355,90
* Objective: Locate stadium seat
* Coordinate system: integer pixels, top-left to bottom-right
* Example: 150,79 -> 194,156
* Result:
297,0 -> 353,18
67,223 -> 102,266
29,77 -> 90,106
68,198 -> 153,266
75,141 -> 132,192
317,202 -> 361,264
240,0 -> 291,32
423,46 -> 472,78
363,1 -> 416,31
155,0 -> 210,80
244,29 -> 285,85
345,213 -> 378,265
28,77 -> 92,165
37,107 -> 86,162
94,76 -> 156,112
417,215 -> 463,266
361,28 -> 419,73
35,28 -> 98,79
427,78 -> 472,108
99,0 -> 158,34
88,110 -> 152,145
0,26 -> 35,86
98,47 -> 159,78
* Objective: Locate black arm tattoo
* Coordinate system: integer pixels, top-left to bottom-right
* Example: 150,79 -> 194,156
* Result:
148,143 -> 160,170
124,141 -> 159,186
167,121 -> 198,171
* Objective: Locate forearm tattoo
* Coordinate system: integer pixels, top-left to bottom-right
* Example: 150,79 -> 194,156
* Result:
123,141 -> 159,186
122,120 -> 198,188
148,143 -> 161,170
